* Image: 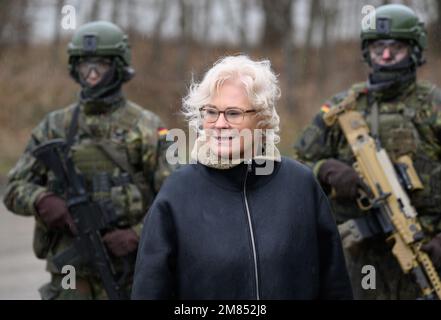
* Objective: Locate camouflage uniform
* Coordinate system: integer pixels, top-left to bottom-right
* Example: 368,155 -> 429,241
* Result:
294,5 -> 441,300
294,81 -> 441,299
4,95 -> 172,300
3,22 -> 173,299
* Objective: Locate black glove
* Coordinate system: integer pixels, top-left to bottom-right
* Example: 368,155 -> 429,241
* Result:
318,159 -> 363,200
421,233 -> 441,269
35,193 -> 78,235
102,228 -> 139,257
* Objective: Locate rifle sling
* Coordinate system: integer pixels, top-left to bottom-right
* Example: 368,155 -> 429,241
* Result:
370,101 -> 380,140
66,104 -> 81,151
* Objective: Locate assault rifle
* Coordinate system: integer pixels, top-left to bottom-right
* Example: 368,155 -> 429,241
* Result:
32,139 -> 129,300
323,92 -> 441,299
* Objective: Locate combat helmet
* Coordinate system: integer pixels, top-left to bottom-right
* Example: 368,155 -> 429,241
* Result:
361,4 -> 427,67
68,21 -> 134,83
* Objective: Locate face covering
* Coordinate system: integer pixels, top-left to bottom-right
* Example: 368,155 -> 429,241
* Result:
366,41 -> 417,99
71,57 -> 129,113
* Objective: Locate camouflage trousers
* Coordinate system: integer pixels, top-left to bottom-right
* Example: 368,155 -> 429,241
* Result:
344,239 -> 421,300
38,273 -> 132,300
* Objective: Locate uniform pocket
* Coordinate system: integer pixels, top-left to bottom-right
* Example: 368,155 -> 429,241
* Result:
110,183 -> 143,226
33,219 -> 55,259
411,155 -> 441,215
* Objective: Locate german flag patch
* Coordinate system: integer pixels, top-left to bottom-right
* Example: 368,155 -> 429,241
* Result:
158,128 -> 169,136
320,104 -> 330,114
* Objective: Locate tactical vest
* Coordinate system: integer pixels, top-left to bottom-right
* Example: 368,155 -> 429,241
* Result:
45,102 -> 153,231
34,101 -> 159,278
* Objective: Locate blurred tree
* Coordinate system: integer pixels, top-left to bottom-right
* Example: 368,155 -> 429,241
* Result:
224,0 -> 249,52
177,0 -> 194,78
280,0 -> 297,113
151,0 -> 170,64
202,0 -> 213,59
16,0 -> 31,47
111,0 -> 122,24
318,2 -> 337,92
53,0 -> 66,60
261,0 -> 294,47
300,0 -> 320,80
0,0 -> 31,54
238,0 -> 250,52
126,0 -> 138,38
430,0 -> 441,54
0,0 -> 15,53
88,0 -> 102,21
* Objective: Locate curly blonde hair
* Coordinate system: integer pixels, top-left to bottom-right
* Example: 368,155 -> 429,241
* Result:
182,55 -> 281,143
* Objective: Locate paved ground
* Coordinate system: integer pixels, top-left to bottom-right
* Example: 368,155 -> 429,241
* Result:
0,195 -> 49,300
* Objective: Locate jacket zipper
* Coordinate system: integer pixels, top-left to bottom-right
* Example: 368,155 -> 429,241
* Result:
243,163 -> 260,300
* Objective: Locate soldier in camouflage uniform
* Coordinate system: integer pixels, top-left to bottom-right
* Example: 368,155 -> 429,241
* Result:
3,21 -> 173,299
293,4 -> 441,299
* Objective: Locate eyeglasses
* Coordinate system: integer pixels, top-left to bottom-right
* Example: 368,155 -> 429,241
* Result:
200,106 -> 257,125
369,40 -> 409,57
76,58 -> 112,79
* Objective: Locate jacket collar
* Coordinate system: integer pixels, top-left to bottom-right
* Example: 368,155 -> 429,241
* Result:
196,159 -> 282,192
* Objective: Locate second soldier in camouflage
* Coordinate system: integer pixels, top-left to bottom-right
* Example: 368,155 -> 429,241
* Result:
3,21 -> 174,299
294,4 -> 441,299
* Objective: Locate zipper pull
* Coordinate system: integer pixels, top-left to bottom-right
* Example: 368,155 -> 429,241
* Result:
245,159 -> 252,173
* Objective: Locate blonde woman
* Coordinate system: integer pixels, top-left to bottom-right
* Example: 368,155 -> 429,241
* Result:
131,55 -> 352,300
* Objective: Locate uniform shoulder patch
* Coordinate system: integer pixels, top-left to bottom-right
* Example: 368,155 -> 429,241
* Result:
320,104 -> 331,114
158,127 -> 168,136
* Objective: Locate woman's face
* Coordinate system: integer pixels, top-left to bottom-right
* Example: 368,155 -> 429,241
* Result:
202,81 -> 259,159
